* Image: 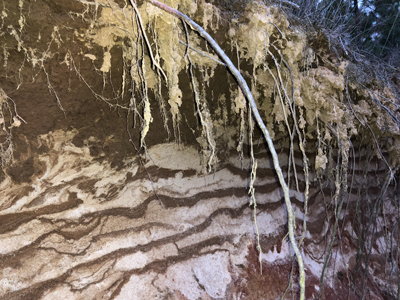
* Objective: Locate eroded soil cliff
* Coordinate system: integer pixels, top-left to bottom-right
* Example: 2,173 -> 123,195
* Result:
0,0 -> 399,299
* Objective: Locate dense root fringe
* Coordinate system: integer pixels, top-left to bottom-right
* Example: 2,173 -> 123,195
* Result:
0,0 -> 399,298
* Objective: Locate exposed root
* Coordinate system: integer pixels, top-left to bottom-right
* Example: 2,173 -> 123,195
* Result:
248,102 -> 262,274
139,1 -> 306,298
0,87 -> 26,171
128,0 -> 167,83
186,54 -> 216,172
263,33 -> 310,247
2,1 -> 398,298
319,124 -> 349,293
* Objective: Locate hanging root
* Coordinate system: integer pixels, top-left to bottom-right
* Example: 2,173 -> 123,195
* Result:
187,54 -> 216,172
319,124 -> 349,293
135,1 -> 306,298
135,22 -> 152,149
0,88 -> 26,171
129,0 -> 168,83
264,37 -> 310,247
248,102 -> 262,274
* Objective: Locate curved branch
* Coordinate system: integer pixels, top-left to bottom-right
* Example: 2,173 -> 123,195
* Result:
132,1 -> 306,298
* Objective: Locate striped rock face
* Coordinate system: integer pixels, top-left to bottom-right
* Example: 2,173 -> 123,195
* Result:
1,0 -> 399,300
0,126 -> 301,299
1,127 -> 397,300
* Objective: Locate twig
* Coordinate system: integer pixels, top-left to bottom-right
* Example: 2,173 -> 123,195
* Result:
279,0 -> 300,9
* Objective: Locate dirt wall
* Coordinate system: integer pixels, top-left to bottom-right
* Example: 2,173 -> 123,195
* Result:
0,0 -> 399,299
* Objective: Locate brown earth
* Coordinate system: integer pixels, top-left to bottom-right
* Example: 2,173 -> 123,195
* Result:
0,0 -> 399,299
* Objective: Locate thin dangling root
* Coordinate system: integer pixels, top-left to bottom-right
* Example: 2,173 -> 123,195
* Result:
132,1 -> 306,298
